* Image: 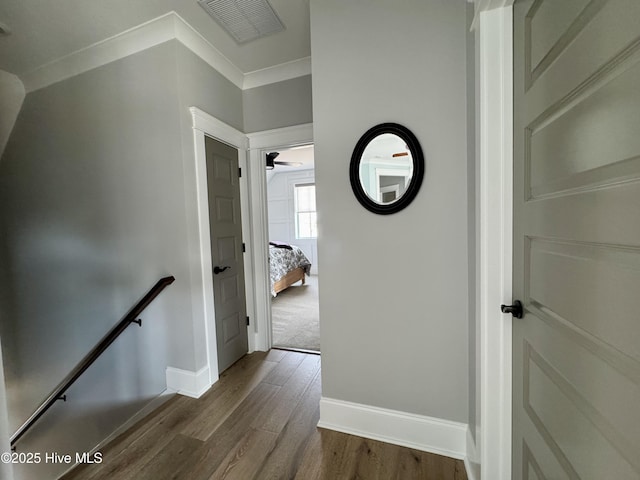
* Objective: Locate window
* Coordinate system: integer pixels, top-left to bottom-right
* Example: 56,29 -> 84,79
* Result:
294,183 -> 317,239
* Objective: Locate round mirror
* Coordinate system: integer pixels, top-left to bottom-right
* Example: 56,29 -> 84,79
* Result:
350,123 -> 424,214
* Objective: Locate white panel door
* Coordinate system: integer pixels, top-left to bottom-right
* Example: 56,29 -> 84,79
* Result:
512,0 -> 640,478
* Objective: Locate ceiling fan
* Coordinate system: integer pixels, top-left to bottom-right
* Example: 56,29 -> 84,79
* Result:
266,152 -> 303,170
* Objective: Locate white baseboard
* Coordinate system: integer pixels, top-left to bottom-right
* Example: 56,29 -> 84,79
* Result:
465,428 -> 481,480
166,365 -> 211,398
465,457 -> 481,480
318,397 -> 468,461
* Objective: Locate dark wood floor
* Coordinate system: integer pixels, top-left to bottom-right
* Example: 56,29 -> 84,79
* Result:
62,350 -> 468,480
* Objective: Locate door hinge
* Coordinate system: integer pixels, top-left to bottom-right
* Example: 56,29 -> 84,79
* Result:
238,167 -> 242,177
246,316 -> 250,326
242,242 -> 246,253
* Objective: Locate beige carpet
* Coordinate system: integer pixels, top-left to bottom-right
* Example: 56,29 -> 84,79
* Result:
271,274 -> 320,351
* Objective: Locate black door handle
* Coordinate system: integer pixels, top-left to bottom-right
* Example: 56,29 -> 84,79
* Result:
213,266 -> 230,275
501,300 -> 523,319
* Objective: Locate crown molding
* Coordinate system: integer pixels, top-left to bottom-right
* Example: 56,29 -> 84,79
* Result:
172,12 -> 245,88
22,12 -> 174,93
243,56 -> 312,90
247,123 -> 313,149
20,12 -> 310,93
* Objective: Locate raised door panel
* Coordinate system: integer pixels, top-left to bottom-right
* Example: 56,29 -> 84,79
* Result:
513,0 -> 640,478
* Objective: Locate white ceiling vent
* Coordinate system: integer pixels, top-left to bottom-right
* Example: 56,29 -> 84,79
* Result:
198,0 -> 285,45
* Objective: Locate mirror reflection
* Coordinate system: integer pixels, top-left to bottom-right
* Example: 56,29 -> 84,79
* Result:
358,133 -> 413,205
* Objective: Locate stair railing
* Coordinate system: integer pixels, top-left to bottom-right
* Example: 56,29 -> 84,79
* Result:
10,275 -> 175,448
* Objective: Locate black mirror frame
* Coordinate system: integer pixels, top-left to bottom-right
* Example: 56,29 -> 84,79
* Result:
349,123 -> 425,215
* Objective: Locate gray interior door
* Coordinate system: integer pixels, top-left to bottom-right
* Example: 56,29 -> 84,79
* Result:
205,136 -> 248,374
513,1 -> 640,478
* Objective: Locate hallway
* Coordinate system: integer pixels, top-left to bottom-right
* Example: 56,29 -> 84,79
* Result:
62,350 -> 466,479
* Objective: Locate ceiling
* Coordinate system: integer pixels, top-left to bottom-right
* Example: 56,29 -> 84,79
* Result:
266,145 -> 314,182
275,145 -> 314,169
0,0 -> 311,78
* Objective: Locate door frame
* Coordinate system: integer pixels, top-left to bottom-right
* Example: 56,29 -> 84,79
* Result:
246,123 -> 314,351
473,2 -> 514,480
190,107 -> 255,384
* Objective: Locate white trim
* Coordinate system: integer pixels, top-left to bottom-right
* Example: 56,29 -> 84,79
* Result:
191,123 -> 219,382
22,12 -> 176,93
464,459 -> 479,480
238,143 -> 257,354
0,341 -> 14,480
191,107 -> 248,149
465,428 -> 480,480
21,12 -> 310,93
374,168 -> 409,203
171,12 -> 244,88
243,57 -> 312,90
471,0 -> 515,31
318,397 -> 468,460
189,107 -> 254,383
166,366 -> 211,398
478,6 -> 513,480
246,124 -> 314,351
247,123 -> 314,150
246,147 -> 272,351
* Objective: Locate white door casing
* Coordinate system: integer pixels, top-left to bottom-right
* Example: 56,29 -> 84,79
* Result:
246,124 -> 314,352
190,107 -> 253,385
474,3 -> 514,480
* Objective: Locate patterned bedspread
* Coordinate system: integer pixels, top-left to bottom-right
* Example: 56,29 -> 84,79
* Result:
269,244 -> 311,296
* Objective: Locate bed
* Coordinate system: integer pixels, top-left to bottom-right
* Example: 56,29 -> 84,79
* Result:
269,242 -> 312,296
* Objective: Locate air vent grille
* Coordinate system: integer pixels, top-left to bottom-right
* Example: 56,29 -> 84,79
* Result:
198,0 -> 285,44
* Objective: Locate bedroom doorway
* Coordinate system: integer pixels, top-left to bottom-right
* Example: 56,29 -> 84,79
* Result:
265,145 -> 320,353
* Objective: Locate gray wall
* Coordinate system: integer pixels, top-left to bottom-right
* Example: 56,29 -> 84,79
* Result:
243,75 -> 313,133
0,40 -> 243,480
174,42 -> 245,369
311,0 -> 470,422
176,43 -> 244,134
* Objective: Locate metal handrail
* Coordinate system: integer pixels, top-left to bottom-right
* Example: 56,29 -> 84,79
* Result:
10,275 -> 176,448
